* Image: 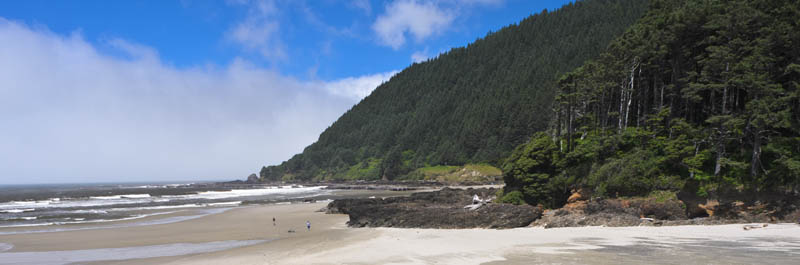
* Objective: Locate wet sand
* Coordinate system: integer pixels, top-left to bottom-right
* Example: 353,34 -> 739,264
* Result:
1,200 -> 799,264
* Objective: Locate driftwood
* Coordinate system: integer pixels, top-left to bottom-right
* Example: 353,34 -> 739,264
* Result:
463,194 -> 491,211
743,224 -> 768,230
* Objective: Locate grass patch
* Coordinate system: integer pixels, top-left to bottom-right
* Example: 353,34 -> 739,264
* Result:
406,164 -> 502,183
464,163 -> 503,176
646,190 -> 679,203
333,158 -> 382,180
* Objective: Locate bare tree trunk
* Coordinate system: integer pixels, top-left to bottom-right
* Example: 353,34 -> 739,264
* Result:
690,141 -> 699,179
624,58 -> 639,129
714,144 -> 724,176
722,62 -> 729,114
556,107 -> 562,138
607,90 -> 614,131
565,79 -> 573,152
597,94 -> 602,133
750,130 -> 762,178
625,90 -> 632,129
653,76 -> 659,114
711,89 -> 716,114
636,98 -> 641,127
660,85 -> 665,112
599,87 -> 605,131
715,129 -> 725,177
619,82 -> 625,134
721,87 -> 727,114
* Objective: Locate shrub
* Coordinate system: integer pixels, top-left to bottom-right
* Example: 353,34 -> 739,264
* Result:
499,190 -> 526,205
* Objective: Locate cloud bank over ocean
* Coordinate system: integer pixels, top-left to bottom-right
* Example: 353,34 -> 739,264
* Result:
0,18 -> 394,184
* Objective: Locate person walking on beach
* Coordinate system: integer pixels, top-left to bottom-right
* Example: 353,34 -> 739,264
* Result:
306,220 -> 311,231
273,217 -> 276,226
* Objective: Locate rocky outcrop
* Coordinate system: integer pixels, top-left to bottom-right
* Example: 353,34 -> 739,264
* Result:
246,173 -> 259,183
326,186 -> 800,229
535,194 -> 689,228
327,188 -> 541,229
566,188 -> 592,203
535,190 -> 800,228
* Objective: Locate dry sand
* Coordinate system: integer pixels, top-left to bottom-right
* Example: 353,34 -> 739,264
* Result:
2,201 -> 800,264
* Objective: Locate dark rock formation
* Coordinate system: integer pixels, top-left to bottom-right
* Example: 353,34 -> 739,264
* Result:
325,186 -> 800,229
246,173 -> 259,183
326,188 -> 541,229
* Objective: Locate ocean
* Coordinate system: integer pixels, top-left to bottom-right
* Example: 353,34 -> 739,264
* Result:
0,182 -> 329,233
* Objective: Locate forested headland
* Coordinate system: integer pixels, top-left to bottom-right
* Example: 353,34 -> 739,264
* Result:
501,0 -> 800,208
260,0 -> 648,181
258,0 -> 799,213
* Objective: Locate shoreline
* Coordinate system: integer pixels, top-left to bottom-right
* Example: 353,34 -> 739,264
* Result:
105,208 -> 800,265
1,199 -> 799,265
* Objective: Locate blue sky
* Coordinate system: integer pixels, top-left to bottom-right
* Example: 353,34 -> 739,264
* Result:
0,0 -> 573,184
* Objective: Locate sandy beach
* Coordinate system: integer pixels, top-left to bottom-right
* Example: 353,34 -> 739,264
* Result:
2,200 -> 799,265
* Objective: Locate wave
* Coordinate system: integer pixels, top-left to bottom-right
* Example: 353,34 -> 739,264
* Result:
0,208 -> 231,235
189,186 -> 325,200
0,186 -> 325,222
1,216 -> 37,221
108,204 -> 205,211
70,209 -> 108,214
90,194 -> 151,200
107,201 -> 242,211
0,208 -> 35,213
129,186 -> 324,201
0,198 -> 143,210
206,201 -> 242,207
0,211 -> 176,229
131,183 -> 192,189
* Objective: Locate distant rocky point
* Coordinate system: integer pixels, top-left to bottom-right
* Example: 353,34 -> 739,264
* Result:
246,173 -> 259,183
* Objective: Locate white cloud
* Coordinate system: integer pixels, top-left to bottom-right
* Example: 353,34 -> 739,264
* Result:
227,0 -> 286,61
323,71 -> 398,100
460,0 -> 505,6
411,49 -> 429,63
371,0 -> 506,49
106,38 -> 159,62
372,0 -> 454,49
0,18 -> 388,184
349,0 -> 372,15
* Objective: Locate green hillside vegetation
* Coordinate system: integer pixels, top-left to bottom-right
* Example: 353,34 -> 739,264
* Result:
261,0 -> 649,181
502,0 -> 800,208
403,164 -> 503,183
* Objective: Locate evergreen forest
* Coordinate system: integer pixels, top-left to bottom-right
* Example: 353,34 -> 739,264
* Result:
501,0 -> 800,208
260,0 -> 648,181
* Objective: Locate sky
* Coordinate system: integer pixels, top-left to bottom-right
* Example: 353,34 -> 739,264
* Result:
0,0 -> 573,184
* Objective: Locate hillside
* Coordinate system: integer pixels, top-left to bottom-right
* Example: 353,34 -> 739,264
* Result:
261,0 -> 649,181
501,0 -> 800,208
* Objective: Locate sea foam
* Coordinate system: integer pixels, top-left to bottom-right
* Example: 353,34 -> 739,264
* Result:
0,208 -> 231,234
0,208 -> 35,213
188,186 -> 325,200
0,186 -> 326,231
0,243 -> 12,252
